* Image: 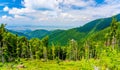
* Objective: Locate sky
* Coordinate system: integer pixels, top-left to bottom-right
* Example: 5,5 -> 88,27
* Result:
0,0 -> 120,30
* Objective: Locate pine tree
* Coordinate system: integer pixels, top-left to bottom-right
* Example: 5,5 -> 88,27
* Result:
0,24 -> 7,63
110,17 -> 118,49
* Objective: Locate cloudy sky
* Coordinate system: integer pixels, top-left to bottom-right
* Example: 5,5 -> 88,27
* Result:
0,0 -> 120,30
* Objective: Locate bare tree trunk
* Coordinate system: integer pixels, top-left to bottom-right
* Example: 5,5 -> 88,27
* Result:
2,42 -> 5,63
76,47 -> 77,61
0,42 -> 2,62
43,47 -> 47,61
112,36 -> 116,49
118,38 -> 120,51
28,42 -> 32,59
2,55 -> 4,63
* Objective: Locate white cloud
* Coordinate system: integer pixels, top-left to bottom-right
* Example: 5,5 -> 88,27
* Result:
2,15 -> 7,19
3,6 -> 9,11
63,0 -> 96,7
2,15 -> 12,20
1,0 -> 120,28
14,15 -> 30,20
9,8 -> 35,15
105,0 -> 120,4
0,15 -> 13,24
23,0 -> 58,10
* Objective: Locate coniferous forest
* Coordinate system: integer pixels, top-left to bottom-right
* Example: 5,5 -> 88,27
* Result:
0,17 -> 120,70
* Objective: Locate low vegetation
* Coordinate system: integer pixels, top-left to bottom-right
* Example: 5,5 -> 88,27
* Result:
0,17 -> 120,70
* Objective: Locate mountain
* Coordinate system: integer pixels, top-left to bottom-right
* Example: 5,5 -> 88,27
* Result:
9,29 -> 50,39
76,14 -> 120,32
8,30 -> 30,39
14,29 -> 32,34
48,14 -> 120,45
26,29 -> 50,39
10,14 -> 120,45
48,29 -> 86,45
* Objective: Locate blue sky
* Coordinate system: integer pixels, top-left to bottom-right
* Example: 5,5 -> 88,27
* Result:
0,0 -> 120,30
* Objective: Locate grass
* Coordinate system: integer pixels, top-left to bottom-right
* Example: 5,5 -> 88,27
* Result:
0,59 -> 93,70
0,58 -> 120,70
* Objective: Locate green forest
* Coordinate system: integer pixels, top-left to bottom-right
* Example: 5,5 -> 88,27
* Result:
0,17 -> 120,70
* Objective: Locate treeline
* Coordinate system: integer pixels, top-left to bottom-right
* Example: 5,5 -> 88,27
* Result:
0,18 -> 120,63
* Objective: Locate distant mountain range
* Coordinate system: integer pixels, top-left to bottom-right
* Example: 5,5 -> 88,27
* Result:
8,14 -> 120,45
6,25 -> 73,31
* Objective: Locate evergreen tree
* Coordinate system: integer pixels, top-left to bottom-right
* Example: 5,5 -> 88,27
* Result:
110,17 -> 118,49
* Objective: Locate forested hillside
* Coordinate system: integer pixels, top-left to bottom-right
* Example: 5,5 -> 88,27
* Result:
8,30 -> 31,39
49,14 -> 120,45
11,14 -> 120,45
0,17 -> 120,69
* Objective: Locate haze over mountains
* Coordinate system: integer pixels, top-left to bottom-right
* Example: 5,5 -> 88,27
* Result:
6,25 -> 74,31
8,14 -> 120,45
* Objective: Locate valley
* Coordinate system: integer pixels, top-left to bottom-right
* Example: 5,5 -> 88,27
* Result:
0,14 -> 120,70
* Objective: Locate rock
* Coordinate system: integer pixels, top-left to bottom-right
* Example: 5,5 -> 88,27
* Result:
17,65 -> 25,69
94,66 -> 99,70
41,59 -> 47,62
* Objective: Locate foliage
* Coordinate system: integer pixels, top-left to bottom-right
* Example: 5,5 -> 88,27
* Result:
0,17 -> 120,69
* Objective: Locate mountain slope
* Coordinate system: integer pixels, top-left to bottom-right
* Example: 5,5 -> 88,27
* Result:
76,14 -> 120,32
48,14 -> 120,45
49,29 -> 86,45
26,29 -> 50,39
11,14 -> 120,45
8,30 -> 30,39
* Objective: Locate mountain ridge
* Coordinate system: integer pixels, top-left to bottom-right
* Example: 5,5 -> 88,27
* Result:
9,14 -> 120,45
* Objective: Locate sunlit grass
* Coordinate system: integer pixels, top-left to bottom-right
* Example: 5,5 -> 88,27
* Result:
0,57 -> 119,70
